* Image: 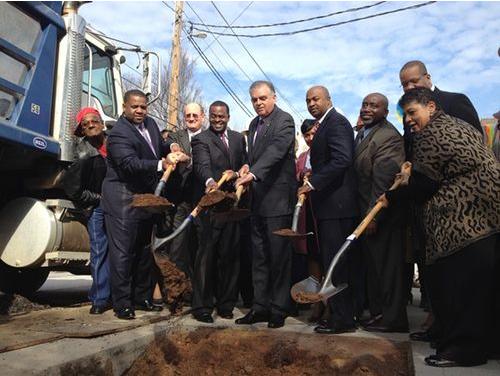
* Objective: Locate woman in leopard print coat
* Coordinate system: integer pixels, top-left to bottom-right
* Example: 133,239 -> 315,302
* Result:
380,87 -> 499,368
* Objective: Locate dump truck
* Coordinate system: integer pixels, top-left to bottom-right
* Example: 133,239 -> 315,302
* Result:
0,1 -> 159,294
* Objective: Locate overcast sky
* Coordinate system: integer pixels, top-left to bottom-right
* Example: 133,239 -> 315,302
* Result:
80,1 -> 500,132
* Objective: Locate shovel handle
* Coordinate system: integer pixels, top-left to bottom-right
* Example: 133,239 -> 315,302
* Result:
160,164 -> 174,182
352,162 -> 411,238
297,193 -> 306,206
235,185 -> 245,202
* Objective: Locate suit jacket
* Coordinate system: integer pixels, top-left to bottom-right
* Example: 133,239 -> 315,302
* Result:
191,127 -> 247,202
101,115 -> 170,219
354,119 -> 405,221
309,108 -> 358,220
165,129 -> 196,204
247,106 -> 297,217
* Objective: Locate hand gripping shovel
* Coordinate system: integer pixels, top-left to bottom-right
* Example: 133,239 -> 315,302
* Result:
212,185 -> 250,223
291,162 -> 411,304
131,164 -> 175,213
151,172 -> 231,253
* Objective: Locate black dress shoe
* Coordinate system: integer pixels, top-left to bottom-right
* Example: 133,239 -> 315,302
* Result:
135,300 -> 163,312
363,323 -> 409,333
314,324 -> 356,334
217,310 -> 234,319
424,355 -> 460,367
357,314 -> 382,327
409,330 -> 434,342
115,307 -> 135,320
268,314 -> 285,329
235,310 -> 269,325
90,304 -> 111,314
193,312 -> 214,323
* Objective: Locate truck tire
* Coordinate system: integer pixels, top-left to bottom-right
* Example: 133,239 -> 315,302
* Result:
0,261 -> 50,295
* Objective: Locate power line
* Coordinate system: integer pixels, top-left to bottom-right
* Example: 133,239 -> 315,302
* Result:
187,34 -> 254,117
190,1 -> 386,29
185,2 -> 253,82
192,1 -> 437,38
163,1 -> 251,116
210,1 -> 304,121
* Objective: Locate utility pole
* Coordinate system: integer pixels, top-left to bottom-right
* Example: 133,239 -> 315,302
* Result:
167,1 -> 183,131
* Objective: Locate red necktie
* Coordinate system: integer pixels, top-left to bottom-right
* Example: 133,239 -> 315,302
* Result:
220,133 -> 229,150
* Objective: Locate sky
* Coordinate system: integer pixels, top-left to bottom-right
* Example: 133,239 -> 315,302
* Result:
80,0 -> 500,133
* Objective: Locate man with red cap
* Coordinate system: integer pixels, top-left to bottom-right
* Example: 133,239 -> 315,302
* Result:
61,107 -> 110,314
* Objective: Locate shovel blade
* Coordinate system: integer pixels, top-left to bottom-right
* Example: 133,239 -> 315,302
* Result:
290,276 -> 322,303
318,282 -> 348,302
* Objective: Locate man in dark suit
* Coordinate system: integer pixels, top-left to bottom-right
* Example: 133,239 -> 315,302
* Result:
164,102 -> 205,280
190,101 -> 247,323
101,89 -> 189,319
235,81 -> 296,329
399,60 -> 483,156
354,93 -> 408,332
298,86 -> 359,334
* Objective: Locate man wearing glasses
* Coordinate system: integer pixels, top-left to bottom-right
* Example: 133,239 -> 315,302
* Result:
165,103 -> 205,281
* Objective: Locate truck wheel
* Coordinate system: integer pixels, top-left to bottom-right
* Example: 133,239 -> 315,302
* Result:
0,261 -> 50,295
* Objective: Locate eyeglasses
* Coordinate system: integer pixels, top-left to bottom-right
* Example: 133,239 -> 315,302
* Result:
81,119 -> 102,128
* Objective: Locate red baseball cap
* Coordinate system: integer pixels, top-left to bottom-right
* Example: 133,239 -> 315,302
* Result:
75,107 -> 101,137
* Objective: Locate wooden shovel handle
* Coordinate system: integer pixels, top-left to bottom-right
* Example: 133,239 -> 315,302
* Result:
235,185 -> 245,202
297,193 -> 306,206
160,164 -> 174,182
352,162 -> 411,238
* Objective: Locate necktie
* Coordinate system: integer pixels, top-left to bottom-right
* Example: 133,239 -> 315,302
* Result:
138,124 -> 156,156
220,133 -> 229,150
253,118 -> 265,145
356,129 -> 365,146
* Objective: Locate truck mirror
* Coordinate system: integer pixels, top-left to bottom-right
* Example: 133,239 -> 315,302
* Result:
142,52 -> 152,97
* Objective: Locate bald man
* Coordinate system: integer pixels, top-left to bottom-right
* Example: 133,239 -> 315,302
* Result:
354,93 -> 408,332
298,86 -> 359,334
164,103 -> 205,280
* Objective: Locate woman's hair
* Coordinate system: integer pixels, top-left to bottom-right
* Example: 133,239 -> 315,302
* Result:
398,87 -> 442,110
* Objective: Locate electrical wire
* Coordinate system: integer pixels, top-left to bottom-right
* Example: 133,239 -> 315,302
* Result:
192,1 -> 437,38
190,1 -> 386,29
210,1 -> 304,121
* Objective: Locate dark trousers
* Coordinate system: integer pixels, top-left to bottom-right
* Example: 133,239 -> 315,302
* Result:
363,218 -> 408,328
238,217 -> 254,305
251,214 -> 293,316
192,211 -> 240,314
168,201 -> 197,280
318,217 -> 356,328
105,214 -> 154,311
427,235 -> 497,365
87,205 -> 110,306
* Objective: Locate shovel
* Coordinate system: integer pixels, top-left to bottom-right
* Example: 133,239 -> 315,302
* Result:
151,172 -> 232,253
291,162 -> 411,304
131,164 -> 175,213
273,181 -> 313,238
212,185 -> 251,223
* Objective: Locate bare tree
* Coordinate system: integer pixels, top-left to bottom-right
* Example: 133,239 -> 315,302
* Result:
122,47 -> 204,130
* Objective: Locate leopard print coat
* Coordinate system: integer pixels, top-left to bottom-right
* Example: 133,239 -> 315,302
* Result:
412,111 -> 500,264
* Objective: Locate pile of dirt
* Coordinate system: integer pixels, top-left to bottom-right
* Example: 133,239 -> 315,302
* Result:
131,194 -> 172,211
198,190 -> 225,208
291,290 -> 324,304
126,328 -> 413,376
0,294 -> 49,316
273,228 -> 308,238
154,256 -> 192,315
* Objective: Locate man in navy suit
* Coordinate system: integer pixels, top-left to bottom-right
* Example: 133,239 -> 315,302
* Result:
235,81 -> 296,329
298,86 -> 359,334
101,89 -> 189,319
190,101 -> 247,323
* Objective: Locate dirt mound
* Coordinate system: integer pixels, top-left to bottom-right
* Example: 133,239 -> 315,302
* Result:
154,256 -> 192,315
198,190 -> 225,208
0,294 -> 50,316
125,328 -> 413,376
273,228 -> 309,238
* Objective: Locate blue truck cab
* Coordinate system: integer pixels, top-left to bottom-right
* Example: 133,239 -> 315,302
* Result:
0,1 -> 126,293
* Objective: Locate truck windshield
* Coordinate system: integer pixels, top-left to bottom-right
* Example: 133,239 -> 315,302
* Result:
82,44 -> 117,119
